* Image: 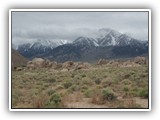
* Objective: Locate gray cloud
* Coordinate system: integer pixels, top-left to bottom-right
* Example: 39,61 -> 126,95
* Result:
12,11 -> 148,45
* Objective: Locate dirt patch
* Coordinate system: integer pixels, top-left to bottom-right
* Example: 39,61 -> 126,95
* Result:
66,98 -> 108,108
134,97 -> 148,108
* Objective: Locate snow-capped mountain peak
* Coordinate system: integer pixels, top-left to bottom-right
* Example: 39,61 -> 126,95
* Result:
58,39 -> 71,45
71,28 -> 143,47
17,39 -> 72,50
97,28 -> 121,39
96,28 -> 142,47
29,39 -> 55,49
73,37 -> 99,47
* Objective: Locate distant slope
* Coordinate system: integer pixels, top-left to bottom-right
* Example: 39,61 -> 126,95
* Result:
12,49 -> 28,68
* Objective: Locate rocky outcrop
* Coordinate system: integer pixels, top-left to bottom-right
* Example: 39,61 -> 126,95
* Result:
26,62 -> 35,70
97,59 -> 108,65
31,58 -> 46,68
27,58 -> 57,70
14,66 -> 23,71
74,62 -> 90,70
62,61 -> 75,70
54,63 -> 62,69
61,61 -> 90,71
119,56 -> 148,67
133,56 -> 148,65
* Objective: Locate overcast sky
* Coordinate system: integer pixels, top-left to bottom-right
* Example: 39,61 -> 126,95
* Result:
12,11 -> 148,45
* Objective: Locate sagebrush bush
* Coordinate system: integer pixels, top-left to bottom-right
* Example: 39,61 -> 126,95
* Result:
82,78 -> 93,86
48,78 -> 56,83
81,74 -> 86,78
45,93 -> 62,108
84,89 -> 94,98
123,86 -> 129,92
71,74 -> 75,78
124,74 -> 130,79
95,79 -> 101,84
139,87 -> 148,98
102,88 -> 116,101
47,89 -> 55,96
55,85 -> 64,90
140,73 -> 147,78
69,85 -> 80,92
63,81 -> 72,89
121,79 -> 132,85
81,85 -> 88,92
44,84 -> 49,88
50,93 -> 61,103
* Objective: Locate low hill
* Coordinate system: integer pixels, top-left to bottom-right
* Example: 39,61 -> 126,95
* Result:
12,49 -> 28,68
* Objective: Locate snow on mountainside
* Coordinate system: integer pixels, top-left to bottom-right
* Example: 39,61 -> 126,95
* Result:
73,37 -> 99,47
96,28 -> 139,47
72,28 -> 146,47
15,39 -> 72,59
97,28 -> 121,40
30,39 -> 72,49
16,39 -> 72,50
29,39 -> 54,49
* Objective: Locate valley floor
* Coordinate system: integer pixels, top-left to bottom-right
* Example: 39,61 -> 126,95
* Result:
12,64 -> 149,109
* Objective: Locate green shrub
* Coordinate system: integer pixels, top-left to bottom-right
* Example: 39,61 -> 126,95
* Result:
63,81 -> 72,89
48,78 -> 56,83
121,79 -> 132,85
84,89 -> 94,98
50,93 -> 61,103
124,74 -> 130,79
130,71 -> 135,75
56,85 -> 64,90
82,78 -> 93,86
102,88 -> 116,101
41,87 -> 46,90
44,84 -> 49,88
112,78 -> 119,84
81,85 -> 88,92
45,93 -> 61,108
95,79 -> 101,84
140,73 -> 147,78
70,85 -> 79,92
123,86 -> 129,92
71,74 -> 75,78
139,87 -> 148,98
81,74 -> 86,78
47,89 -> 55,96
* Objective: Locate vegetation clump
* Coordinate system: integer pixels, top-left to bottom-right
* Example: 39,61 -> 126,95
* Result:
63,80 -> 72,89
45,93 -> 62,108
102,88 -> 116,101
95,79 -> 101,84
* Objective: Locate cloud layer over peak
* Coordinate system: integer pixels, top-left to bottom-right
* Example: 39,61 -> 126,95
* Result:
12,11 -> 148,45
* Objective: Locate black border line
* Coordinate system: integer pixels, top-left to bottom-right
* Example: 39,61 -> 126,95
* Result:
10,10 -> 150,110
148,11 -> 149,109
11,11 -> 13,110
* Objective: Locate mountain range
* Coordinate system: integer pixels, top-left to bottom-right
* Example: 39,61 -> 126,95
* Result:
13,28 -> 148,62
